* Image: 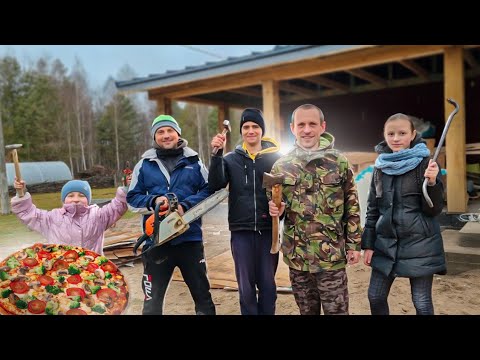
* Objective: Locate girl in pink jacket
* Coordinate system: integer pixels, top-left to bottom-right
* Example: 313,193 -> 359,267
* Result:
11,179 -> 128,255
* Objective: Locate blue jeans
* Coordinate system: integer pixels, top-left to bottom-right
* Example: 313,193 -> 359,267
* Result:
368,269 -> 434,315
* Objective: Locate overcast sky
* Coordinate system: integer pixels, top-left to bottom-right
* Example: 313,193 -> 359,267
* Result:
0,45 -> 276,90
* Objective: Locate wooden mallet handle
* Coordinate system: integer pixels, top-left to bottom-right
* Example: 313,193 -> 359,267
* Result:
12,149 -> 24,198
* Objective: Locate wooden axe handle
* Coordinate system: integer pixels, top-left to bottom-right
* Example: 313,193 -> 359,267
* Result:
270,183 -> 282,254
11,149 -> 24,198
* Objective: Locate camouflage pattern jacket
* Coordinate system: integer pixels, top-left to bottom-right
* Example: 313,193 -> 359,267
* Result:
270,132 -> 362,273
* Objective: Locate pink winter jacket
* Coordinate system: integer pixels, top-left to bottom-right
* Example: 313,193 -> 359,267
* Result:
11,187 -> 128,255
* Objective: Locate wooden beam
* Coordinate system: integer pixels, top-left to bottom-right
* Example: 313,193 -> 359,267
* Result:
464,49 -> 479,69
303,75 -> 350,92
399,59 -> 430,79
283,74 -> 444,103
177,96 -> 226,107
280,81 -> 319,98
346,68 -> 388,86
227,87 -> 262,97
150,45 -> 449,99
444,46 -> 467,213
262,80 -> 282,142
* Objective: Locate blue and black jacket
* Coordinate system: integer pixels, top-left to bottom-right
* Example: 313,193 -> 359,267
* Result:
127,144 -> 213,245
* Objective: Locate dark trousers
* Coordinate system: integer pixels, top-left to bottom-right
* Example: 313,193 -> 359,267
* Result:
141,241 -> 215,315
231,230 -> 279,315
289,268 -> 349,315
368,269 -> 434,315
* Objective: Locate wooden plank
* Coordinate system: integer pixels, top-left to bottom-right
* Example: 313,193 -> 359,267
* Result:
103,242 -> 136,250
399,59 -> 430,79
444,46 -> 467,213
304,75 -> 350,92
227,87 -> 262,97
280,81 -> 319,97
466,143 -> 480,150
460,221 -> 480,234
346,68 -> 387,86
104,233 -> 142,246
104,230 -> 129,238
464,49 -> 479,69
113,248 -> 137,258
172,250 -> 291,288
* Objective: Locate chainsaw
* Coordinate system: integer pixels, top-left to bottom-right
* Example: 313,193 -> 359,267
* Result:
133,189 -> 229,255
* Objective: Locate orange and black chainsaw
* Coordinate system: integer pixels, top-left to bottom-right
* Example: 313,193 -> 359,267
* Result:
133,189 -> 228,255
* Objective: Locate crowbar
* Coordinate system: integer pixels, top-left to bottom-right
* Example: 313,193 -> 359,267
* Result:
422,98 -> 459,208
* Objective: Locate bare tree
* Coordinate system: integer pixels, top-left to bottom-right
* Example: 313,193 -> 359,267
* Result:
74,82 -> 87,170
113,96 -> 120,184
0,108 -> 10,214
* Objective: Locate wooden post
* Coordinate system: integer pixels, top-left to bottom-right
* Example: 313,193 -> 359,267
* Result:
0,109 -> 10,214
444,46 -> 467,213
262,80 -> 282,143
155,97 -> 171,115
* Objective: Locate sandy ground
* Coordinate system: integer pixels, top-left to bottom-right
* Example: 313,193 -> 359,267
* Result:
2,208 -> 480,315
113,215 -> 480,316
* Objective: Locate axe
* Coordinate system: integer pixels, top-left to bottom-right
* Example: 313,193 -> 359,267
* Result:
5,144 -> 24,197
212,120 -> 231,155
263,172 -> 285,254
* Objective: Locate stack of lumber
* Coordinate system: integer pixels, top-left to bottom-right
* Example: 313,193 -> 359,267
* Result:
467,142 -> 480,155
103,230 -> 143,267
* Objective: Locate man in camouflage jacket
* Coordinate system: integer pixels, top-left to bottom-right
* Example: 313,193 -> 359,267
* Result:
268,104 -> 362,315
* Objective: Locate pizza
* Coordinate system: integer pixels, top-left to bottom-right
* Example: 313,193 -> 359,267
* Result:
0,243 -> 128,315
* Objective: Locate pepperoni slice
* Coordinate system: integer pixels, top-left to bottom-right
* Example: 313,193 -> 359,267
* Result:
10,281 -> 29,294
84,250 -> 98,258
66,308 -> 87,315
28,299 -> 46,314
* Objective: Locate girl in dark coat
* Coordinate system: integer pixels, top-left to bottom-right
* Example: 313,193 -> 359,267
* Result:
361,113 -> 446,315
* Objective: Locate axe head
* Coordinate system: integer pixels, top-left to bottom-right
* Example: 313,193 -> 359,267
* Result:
262,172 -> 285,190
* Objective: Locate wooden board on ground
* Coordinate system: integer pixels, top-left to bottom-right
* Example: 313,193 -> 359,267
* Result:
460,221 -> 480,234
103,241 -> 136,250
172,250 -> 291,289
104,233 -> 142,246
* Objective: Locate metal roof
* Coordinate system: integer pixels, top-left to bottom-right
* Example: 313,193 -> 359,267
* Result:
6,162 -> 72,186
115,45 -> 376,92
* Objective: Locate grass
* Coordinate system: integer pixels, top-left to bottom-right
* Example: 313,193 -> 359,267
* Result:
0,187 -> 137,233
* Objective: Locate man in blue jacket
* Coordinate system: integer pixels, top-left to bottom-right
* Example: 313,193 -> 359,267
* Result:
127,115 -> 215,315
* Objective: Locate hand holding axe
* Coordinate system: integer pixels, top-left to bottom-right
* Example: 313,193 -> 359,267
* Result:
263,172 -> 285,254
212,120 -> 231,155
5,144 -> 24,198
